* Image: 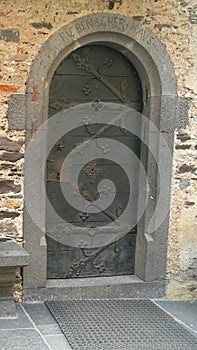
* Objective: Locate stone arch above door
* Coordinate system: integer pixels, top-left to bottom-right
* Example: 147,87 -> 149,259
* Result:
23,13 -> 177,294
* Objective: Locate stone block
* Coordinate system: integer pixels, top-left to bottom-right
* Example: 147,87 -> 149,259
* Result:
0,223 -> 18,236
188,6 -> 197,25
0,151 -> 23,162
177,132 -> 191,142
0,329 -> 50,349
176,97 -> 189,129
2,198 -> 21,210
0,29 -> 19,42
0,85 -> 19,93
0,210 -> 20,219
0,268 -> 18,317
0,299 -> 16,318
31,22 -> 53,29
178,163 -> 196,174
7,94 -> 26,130
23,207 -> 47,288
0,242 -> 30,267
150,96 -> 177,132
179,178 -> 191,190
23,278 -> 166,301
0,137 -> 22,152
0,180 -> 21,194
0,267 -> 17,312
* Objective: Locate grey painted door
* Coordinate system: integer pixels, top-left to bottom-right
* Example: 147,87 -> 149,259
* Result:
46,44 -> 143,278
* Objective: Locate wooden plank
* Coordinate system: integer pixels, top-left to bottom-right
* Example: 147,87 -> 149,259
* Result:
47,232 -> 136,278
54,44 -> 140,77
49,75 -> 141,101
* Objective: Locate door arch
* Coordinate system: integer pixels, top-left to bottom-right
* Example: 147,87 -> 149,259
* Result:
23,13 -> 176,294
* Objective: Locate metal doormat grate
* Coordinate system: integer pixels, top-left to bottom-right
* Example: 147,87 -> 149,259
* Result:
45,299 -> 197,350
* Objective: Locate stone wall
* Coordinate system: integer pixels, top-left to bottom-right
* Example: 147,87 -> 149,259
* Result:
0,0 -> 196,300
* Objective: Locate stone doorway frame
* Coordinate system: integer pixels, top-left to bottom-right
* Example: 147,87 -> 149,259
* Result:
23,13 -> 177,294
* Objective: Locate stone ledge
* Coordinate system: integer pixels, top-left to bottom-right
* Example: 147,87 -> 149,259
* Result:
0,241 -> 30,267
24,277 -> 166,302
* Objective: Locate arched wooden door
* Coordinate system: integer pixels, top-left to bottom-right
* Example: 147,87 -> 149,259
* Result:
46,44 -> 143,278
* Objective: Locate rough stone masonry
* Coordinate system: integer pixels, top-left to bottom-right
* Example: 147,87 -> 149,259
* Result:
0,0 -> 196,300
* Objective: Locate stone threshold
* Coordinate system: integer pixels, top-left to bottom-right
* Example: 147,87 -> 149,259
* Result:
23,275 -> 166,302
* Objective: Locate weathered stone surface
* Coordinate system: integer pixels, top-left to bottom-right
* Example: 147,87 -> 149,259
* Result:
176,97 -> 189,129
0,163 -> 13,170
0,29 -> 19,42
132,16 -> 144,21
154,23 -> 178,30
8,167 -> 23,177
0,151 -> 23,162
11,53 -> 28,62
0,85 -> 20,93
0,299 -> 16,317
2,198 -> 21,210
0,137 -> 22,152
0,243 -> 29,317
177,133 -> 191,142
188,5 -> 197,24
179,178 -> 191,190
0,267 -> 17,317
31,22 -> 53,29
67,11 -> 79,15
0,242 -> 30,267
7,94 -> 26,130
0,210 -> 20,219
184,201 -> 195,207
178,164 -> 196,174
0,223 -> 18,235
24,278 -> 166,301
175,144 -> 191,150
0,180 -> 21,194
150,95 -> 177,131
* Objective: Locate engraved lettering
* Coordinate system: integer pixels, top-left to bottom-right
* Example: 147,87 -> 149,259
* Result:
107,16 -> 126,32
119,18 -> 126,32
114,16 -> 120,30
135,27 -> 145,40
129,22 -> 139,33
80,21 -> 86,31
94,18 -> 101,27
85,18 -> 94,30
108,16 -> 114,28
146,35 -> 155,46
71,15 -> 147,38
75,23 -> 83,33
65,26 -> 74,39
100,16 -> 107,27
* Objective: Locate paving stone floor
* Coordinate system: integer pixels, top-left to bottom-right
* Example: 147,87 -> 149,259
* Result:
0,303 -> 72,350
0,300 -> 196,350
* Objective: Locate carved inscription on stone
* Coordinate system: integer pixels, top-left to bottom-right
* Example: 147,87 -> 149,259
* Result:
63,15 -> 156,47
